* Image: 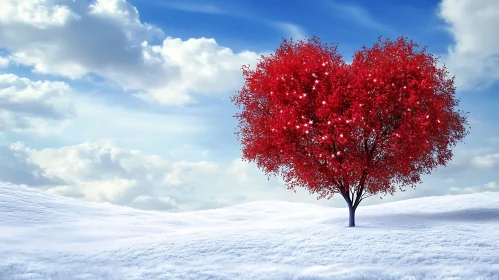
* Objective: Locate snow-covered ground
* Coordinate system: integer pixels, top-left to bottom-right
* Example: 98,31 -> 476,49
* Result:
1,183 -> 498,280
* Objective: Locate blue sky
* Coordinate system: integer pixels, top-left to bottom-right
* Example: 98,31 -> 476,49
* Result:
0,0 -> 498,211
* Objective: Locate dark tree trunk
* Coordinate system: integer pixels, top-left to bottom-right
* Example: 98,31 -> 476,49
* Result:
348,205 -> 356,227
341,190 -> 359,227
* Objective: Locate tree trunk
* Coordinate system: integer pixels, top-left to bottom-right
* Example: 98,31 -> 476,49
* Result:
340,190 -> 360,227
348,205 -> 356,227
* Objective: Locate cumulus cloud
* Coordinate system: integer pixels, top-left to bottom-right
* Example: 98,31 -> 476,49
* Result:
136,38 -> 261,105
471,153 -> 499,169
4,140 -> 495,211
0,142 -> 351,212
449,186 -> 480,194
433,146 -> 497,176
449,181 -> 499,194
0,74 -> 74,134
0,0 -> 261,105
0,0 -> 75,27
1,0 -> 165,79
484,181 -> 499,190
14,142 -> 220,211
0,144 -> 63,186
439,0 -> 499,90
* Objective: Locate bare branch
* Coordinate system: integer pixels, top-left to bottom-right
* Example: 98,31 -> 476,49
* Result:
360,192 -> 375,200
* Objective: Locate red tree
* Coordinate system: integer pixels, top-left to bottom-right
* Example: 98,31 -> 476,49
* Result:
231,36 -> 469,227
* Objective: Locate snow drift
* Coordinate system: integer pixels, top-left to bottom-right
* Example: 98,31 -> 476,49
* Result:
1,182 -> 498,279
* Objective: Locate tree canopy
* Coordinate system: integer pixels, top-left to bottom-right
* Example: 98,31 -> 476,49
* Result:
231,36 -> 469,226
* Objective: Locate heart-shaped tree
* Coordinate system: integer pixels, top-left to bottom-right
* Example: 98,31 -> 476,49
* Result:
231,36 -> 469,227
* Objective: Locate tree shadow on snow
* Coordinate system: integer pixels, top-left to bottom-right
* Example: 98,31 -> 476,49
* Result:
359,207 -> 499,228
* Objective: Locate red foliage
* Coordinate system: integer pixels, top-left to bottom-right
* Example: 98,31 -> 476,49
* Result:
231,36 -> 468,209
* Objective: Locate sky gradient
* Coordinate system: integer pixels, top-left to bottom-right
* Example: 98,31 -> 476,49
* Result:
0,0 -> 498,211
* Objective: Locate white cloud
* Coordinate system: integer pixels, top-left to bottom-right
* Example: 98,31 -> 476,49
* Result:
130,194 -> 181,211
164,161 -> 217,187
325,1 -> 394,34
439,0 -> 499,90
222,158 -> 349,206
434,146 -> 493,176
273,22 -> 307,40
0,0 -> 261,105
137,37 -> 261,105
0,144 -> 63,186
6,139 -> 497,211
449,186 -> 480,194
484,181 -> 499,190
0,0 -> 75,28
471,154 -> 499,169
1,0 -> 164,80
0,56 -> 9,68
1,141 -> 350,212
56,94 -> 210,152
449,181 -> 499,194
14,142 -> 221,211
0,74 -> 74,134
151,1 -> 224,14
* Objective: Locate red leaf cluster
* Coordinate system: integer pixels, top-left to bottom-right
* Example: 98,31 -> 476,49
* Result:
232,36 -> 468,202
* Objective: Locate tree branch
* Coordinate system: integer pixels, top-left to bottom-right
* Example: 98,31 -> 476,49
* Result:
360,192 -> 375,200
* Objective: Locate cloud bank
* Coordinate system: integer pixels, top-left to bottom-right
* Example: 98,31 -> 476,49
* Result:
439,0 -> 499,90
0,0 -> 261,105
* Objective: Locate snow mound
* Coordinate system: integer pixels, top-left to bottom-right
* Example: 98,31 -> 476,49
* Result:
1,182 -> 499,280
